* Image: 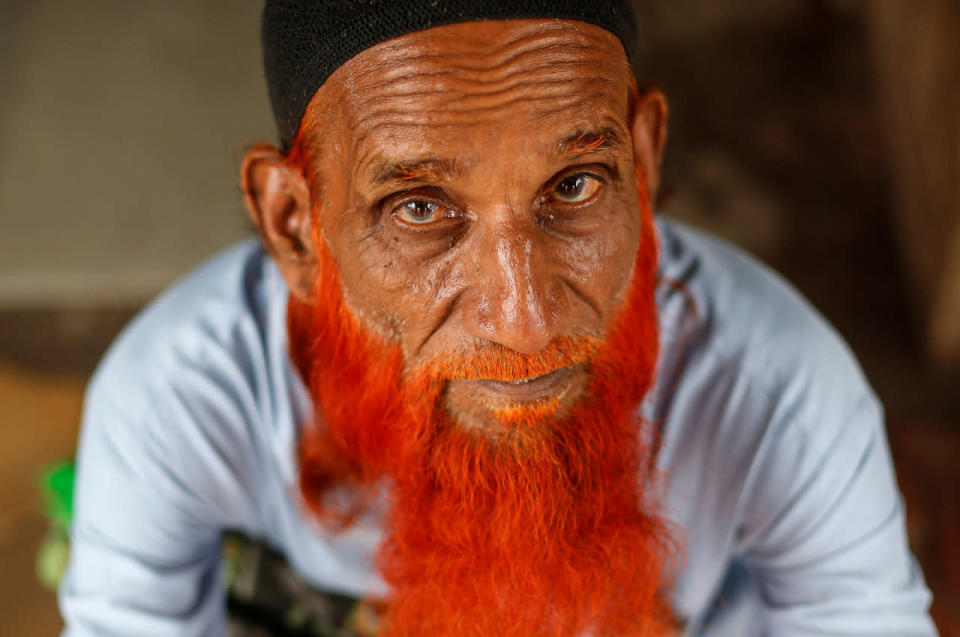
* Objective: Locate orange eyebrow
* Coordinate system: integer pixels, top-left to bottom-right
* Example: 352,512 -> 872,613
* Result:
557,127 -> 626,157
371,158 -> 461,186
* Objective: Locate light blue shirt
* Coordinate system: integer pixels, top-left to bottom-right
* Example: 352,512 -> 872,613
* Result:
59,218 -> 937,636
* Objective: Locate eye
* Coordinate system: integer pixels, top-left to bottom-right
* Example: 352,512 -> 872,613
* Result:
391,198 -> 459,227
551,173 -> 602,204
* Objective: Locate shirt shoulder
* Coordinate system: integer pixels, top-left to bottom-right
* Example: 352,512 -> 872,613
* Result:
82,239 -> 302,532
93,239 -> 272,391
651,218 -> 886,618
653,218 -> 935,635
654,217 -> 873,424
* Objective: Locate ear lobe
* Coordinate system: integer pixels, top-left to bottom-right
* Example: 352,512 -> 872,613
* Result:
241,143 -> 317,300
630,88 -> 669,206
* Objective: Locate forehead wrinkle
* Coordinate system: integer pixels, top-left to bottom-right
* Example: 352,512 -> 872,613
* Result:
341,21 -> 619,86
350,69 -> 615,113
349,94 -> 622,175
333,32 -> 624,122
345,66 -> 617,138
449,78 -> 615,112
339,56 -> 620,129
341,50 -> 622,103
345,41 -> 597,89
350,122 -> 471,176
348,78 -> 617,134
351,44 -> 611,93
348,100 -> 613,157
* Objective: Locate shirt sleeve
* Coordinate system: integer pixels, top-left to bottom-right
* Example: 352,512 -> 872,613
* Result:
59,371 -> 235,636
736,390 -> 937,636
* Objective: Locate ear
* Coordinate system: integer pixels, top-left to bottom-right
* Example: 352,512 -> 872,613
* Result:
241,143 -> 316,300
629,87 -> 669,206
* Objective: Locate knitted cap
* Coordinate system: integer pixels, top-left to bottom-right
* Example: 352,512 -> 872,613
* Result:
262,0 -> 638,147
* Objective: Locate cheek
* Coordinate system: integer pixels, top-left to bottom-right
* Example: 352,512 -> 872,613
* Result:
326,219 -> 461,347
553,210 -> 642,322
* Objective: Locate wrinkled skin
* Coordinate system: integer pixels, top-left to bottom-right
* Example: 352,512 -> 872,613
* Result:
242,19 -> 668,436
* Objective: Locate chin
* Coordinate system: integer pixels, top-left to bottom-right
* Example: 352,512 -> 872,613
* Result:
444,401 -> 560,449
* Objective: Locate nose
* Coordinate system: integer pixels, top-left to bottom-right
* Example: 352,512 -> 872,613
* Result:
462,221 -> 560,355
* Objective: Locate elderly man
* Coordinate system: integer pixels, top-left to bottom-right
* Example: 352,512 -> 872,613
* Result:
59,1 -> 936,635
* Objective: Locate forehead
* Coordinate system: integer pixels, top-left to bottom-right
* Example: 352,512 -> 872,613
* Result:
313,19 -> 633,173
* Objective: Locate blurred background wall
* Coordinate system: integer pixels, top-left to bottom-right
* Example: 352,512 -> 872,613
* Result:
0,1 -> 957,635
0,1 -> 270,308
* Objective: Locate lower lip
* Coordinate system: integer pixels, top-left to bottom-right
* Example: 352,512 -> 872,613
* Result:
467,365 -> 580,402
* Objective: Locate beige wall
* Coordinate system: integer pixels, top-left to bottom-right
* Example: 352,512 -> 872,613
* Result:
0,1 -> 274,307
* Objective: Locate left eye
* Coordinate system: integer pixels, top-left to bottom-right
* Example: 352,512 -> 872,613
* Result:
552,174 -> 602,203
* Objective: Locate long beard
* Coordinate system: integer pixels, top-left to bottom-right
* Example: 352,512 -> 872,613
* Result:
288,193 -> 678,636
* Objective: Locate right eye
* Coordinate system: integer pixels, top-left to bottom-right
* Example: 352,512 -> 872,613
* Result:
391,198 -> 460,228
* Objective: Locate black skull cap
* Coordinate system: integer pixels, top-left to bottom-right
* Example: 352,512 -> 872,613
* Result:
262,0 -> 638,148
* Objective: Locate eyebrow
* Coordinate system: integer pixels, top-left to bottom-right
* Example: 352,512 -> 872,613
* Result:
367,127 -> 625,187
370,157 -> 463,186
556,127 -> 627,157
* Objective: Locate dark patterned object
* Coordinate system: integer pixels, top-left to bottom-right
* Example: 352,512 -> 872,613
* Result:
262,0 -> 638,147
223,533 -> 382,636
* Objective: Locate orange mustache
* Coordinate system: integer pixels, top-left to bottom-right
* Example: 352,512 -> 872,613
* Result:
405,335 -> 601,432
408,335 -> 601,383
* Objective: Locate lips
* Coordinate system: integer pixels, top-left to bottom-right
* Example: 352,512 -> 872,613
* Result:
466,364 -> 583,403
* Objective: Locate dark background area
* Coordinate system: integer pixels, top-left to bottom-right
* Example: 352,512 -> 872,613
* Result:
0,1 -> 957,634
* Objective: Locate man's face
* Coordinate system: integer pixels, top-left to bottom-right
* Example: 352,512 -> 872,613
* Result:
271,20 -> 677,634
301,20 -> 645,435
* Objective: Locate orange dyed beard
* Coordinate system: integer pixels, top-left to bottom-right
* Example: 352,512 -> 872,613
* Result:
288,189 -> 677,636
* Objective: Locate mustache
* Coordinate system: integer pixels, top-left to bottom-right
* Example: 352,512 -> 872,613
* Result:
408,335 -> 601,383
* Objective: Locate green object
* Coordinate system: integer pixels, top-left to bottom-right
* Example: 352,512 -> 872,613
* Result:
36,460 -> 76,591
40,461 -> 75,529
